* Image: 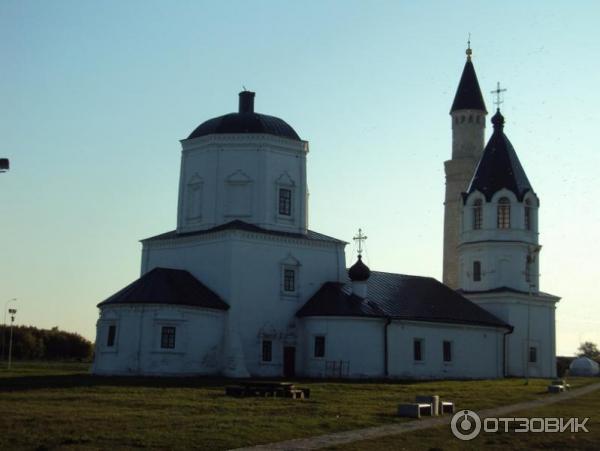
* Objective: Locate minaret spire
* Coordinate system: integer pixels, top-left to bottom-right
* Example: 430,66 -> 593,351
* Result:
466,33 -> 472,61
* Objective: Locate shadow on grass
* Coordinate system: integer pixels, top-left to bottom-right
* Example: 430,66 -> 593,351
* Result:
0,374 -> 231,391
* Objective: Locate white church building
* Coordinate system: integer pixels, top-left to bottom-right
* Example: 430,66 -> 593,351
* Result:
92,47 -> 559,379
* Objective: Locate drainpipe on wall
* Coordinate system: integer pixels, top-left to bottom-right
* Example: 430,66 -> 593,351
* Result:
384,317 -> 392,377
503,327 -> 514,377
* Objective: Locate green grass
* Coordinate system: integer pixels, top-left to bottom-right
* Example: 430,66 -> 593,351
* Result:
328,386 -> 600,450
0,362 -> 597,450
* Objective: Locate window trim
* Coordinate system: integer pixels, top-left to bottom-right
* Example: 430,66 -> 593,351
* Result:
283,268 -> 296,293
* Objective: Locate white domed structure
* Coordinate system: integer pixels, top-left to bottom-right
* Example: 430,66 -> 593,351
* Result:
569,357 -> 600,376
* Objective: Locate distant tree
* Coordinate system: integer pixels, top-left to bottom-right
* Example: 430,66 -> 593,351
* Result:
577,341 -> 600,360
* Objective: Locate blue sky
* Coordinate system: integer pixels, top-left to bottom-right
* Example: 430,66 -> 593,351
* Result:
1,1 -> 599,355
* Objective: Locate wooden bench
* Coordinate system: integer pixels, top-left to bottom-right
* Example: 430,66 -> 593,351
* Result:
397,403 -> 433,418
224,381 -> 309,400
548,384 -> 565,393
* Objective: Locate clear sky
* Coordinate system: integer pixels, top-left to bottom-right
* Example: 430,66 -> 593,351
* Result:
1,1 -> 598,355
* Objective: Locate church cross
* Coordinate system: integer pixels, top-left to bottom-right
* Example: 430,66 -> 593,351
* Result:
491,82 -> 507,110
353,228 -> 368,256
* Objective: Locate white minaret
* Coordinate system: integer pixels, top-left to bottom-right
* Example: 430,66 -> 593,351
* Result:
443,44 -> 487,289
458,106 -> 560,378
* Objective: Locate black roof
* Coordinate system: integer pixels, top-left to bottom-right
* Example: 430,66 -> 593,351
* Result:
142,220 -> 346,244
465,110 -> 534,202
97,267 -> 229,310
450,58 -> 487,113
187,91 -> 301,141
297,271 -> 511,329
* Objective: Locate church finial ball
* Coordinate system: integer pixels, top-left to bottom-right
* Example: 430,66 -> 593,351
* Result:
491,109 -> 505,130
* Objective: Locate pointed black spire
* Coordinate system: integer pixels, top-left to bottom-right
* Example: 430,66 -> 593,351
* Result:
465,110 -> 533,202
450,49 -> 487,114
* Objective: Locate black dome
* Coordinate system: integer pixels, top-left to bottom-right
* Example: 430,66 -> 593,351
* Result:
187,91 -> 301,141
348,255 -> 371,282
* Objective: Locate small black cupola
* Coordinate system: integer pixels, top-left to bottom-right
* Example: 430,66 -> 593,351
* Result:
348,255 -> 371,282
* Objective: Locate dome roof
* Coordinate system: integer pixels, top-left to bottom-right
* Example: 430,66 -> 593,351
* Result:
187,91 -> 301,141
569,357 -> 600,376
348,255 -> 371,282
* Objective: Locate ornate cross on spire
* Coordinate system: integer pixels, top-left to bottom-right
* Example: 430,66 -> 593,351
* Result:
491,82 -> 507,110
353,228 -> 368,256
466,33 -> 472,60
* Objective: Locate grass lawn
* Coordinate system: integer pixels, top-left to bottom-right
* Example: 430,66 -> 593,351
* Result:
328,385 -> 600,450
0,362 -> 597,450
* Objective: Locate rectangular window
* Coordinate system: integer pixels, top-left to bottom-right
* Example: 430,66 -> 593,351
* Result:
314,336 -> 325,358
524,206 -> 531,230
107,325 -> 116,347
414,339 -> 423,361
529,346 -> 537,363
278,188 -> 292,216
473,261 -> 481,282
161,326 -> 176,349
497,198 -> 511,229
443,340 -> 452,362
283,268 -> 296,292
262,340 -> 272,362
472,200 -> 482,230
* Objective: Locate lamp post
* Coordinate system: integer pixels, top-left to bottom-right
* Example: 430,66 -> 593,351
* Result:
2,298 -> 17,361
7,308 -> 17,369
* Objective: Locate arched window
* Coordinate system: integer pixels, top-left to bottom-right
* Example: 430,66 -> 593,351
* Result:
497,197 -> 511,229
472,199 -> 483,230
524,199 -> 532,230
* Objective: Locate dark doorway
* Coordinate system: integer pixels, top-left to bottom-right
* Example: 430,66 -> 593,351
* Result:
283,346 -> 296,378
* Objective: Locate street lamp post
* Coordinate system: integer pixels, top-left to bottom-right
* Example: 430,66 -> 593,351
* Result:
2,298 -> 17,361
7,308 -> 17,369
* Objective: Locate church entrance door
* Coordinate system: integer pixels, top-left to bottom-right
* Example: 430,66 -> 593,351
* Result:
283,346 -> 296,377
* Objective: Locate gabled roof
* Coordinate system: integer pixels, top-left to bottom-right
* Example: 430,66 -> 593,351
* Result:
465,110 -> 534,202
450,58 -> 487,113
97,267 -> 229,310
297,271 -> 511,329
142,220 -> 346,245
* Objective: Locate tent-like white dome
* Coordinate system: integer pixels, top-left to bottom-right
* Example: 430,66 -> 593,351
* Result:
569,357 -> 600,376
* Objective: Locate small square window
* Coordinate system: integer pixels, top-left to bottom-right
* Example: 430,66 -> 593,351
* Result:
107,325 -> 116,347
314,336 -> 325,358
443,340 -> 452,362
529,346 -> 537,363
262,340 -> 272,362
279,188 -> 292,216
414,339 -> 423,361
283,269 -> 296,292
161,326 -> 176,349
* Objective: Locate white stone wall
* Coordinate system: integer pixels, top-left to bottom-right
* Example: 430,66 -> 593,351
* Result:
459,189 -> 540,292
299,317 -> 505,379
469,294 -> 558,378
142,229 -> 346,377
177,134 -> 308,235
92,305 -> 226,376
